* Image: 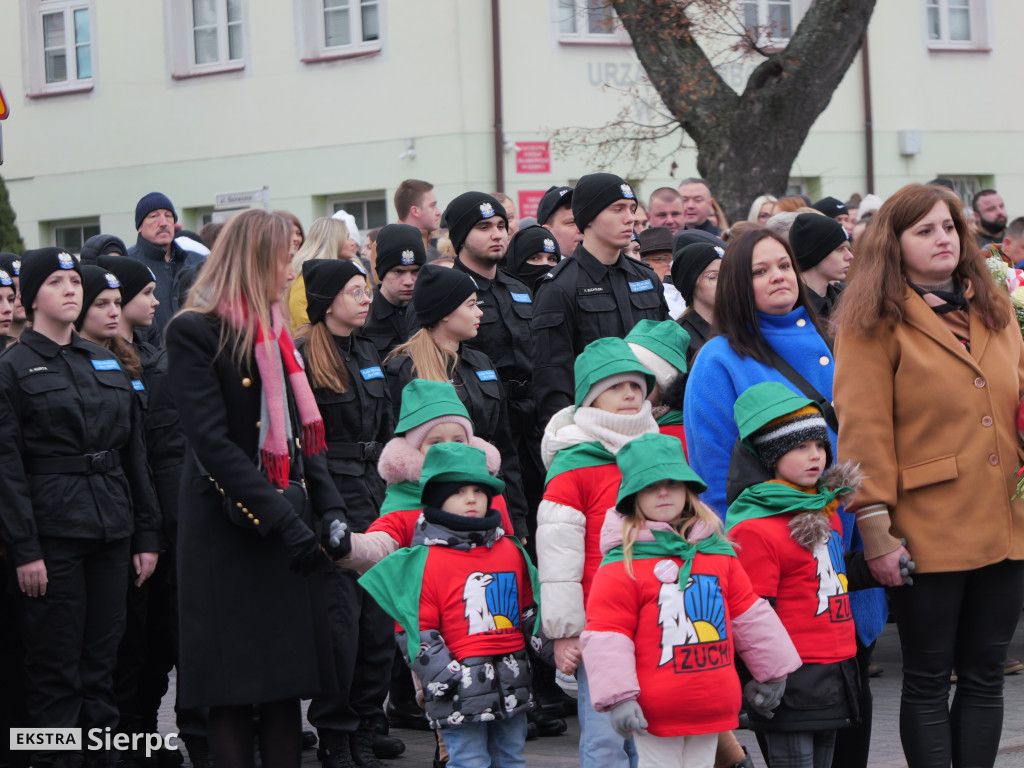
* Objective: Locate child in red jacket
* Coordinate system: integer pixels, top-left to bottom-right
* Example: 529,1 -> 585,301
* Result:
581,433 -> 800,768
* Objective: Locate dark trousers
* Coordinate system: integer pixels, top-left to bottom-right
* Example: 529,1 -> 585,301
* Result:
830,639 -> 874,768
763,730 -> 837,768
0,562 -> 30,768
890,558 -> 1024,768
21,537 -> 131,764
307,566 -> 393,734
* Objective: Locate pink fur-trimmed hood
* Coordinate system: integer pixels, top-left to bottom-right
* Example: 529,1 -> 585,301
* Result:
377,435 -> 501,485
598,507 -> 716,556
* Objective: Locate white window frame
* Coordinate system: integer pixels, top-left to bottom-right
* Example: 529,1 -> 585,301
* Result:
923,0 -> 990,52
21,0 -> 95,98
166,0 -> 248,79
739,0 -> 810,50
49,218 -> 101,253
553,0 -> 632,46
326,193 -> 388,234
298,0 -> 385,63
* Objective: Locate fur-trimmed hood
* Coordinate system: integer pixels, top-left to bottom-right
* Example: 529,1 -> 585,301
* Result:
598,507 -> 717,556
377,435 -> 502,485
789,460 -> 863,549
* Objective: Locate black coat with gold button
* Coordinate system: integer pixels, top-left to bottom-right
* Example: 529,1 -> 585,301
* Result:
165,310 -> 342,709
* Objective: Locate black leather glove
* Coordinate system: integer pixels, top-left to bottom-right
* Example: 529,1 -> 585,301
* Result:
321,511 -> 352,560
277,514 -> 324,574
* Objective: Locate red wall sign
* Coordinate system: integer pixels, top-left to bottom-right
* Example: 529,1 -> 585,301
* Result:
518,190 -> 546,220
515,141 -> 550,174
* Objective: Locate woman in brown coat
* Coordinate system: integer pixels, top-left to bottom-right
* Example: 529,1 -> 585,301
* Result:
833,183 -> 1024,768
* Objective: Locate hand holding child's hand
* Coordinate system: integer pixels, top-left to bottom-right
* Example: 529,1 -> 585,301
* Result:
553,637 -> 581,675
867,541 -> 912,587
610,700 -> 648,738
744,679 -> 786,719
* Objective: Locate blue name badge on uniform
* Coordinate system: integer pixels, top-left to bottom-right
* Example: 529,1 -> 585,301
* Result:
91,359 -> 121,371
131,380 -> 145,391
629,279 -> 654,293
476,369 -> 498,382
360,366 -> 384,381
510,292 -> 532,304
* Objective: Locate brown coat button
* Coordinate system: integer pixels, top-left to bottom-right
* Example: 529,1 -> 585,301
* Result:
989,454 -> 999,466
975,377 -> 986,388
981,416 -> 993,427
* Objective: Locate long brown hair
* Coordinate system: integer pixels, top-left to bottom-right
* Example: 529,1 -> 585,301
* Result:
295,321 -> 350,394
385,328 -> 458,383
182,209 -> 291,368
109,336 -> 143,380
835,183 -> 1011,336
714,228 -> 827,363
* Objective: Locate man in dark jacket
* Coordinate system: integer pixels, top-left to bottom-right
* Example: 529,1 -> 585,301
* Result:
127,192 -> 205,341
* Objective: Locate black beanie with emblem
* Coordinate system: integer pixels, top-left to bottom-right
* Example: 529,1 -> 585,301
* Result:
97,254 -> 156,306
76,265 -> 122,329
789,213 -> 849,271
443,192 -> 508,254
303,258 -> 368,325
571,173 -> 637,233
0,253 -> 21,277
375,223 -> 426,280
671,242 -> 724,306
536,185 -> 574,227
505,225 -> 560,288
811,196 -> 849,220
413,263 -> 478,328
19,247 -> 82,316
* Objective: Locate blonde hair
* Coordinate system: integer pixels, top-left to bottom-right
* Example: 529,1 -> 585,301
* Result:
295,321 -> 349,394
182,209 -> 291,367
291,217 -> 350,276
385,328 -> 458,384
620,485 -> 724,578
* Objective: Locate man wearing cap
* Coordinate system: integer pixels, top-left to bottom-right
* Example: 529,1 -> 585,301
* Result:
637,226 -> 685,319
811,196 -> 854,238
360,223 -> 425,358
678,178 -> 723,236
126,192 -> 205,340
532,173 -> 668,423
672,238 -> 725,366
789,212 -> 852,318
536,185 -> 582,258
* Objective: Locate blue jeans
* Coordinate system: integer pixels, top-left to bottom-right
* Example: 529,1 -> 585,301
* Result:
443,711 -> 527,768
577,662 -> 638,768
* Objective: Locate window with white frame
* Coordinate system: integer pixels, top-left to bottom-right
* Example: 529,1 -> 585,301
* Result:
299,0 -> 383,62
167,0 -> 246,78
741,0 -> 807,47
924,0 -> 989,50
328,195 -> 388,233
50,219 -> 100,253
21,0 -> 94,96
555,0 -> 631,45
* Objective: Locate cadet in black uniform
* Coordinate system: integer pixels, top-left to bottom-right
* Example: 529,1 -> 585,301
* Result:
359,224 -> 424,358
164,210 -> 351,768
384,263 -> 528,538
531,173 -> 669,424
505,225 -> 561,293
671,239 -> 724,368
297,258 -> 398,768
0,248 -> 161,768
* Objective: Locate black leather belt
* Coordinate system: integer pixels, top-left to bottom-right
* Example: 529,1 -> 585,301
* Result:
326,441 -> 383,461
26,450 -> 121,475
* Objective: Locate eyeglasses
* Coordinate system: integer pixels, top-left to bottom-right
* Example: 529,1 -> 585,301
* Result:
341,287 -> 373,302
700,272 -> 720,283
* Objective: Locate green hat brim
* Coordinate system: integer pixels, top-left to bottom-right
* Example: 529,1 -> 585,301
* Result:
616,460 -> 707,514
395,380 -> 473,435
418,469 -> 506,503
734,383 -> 820,454
625,320 -> 690,375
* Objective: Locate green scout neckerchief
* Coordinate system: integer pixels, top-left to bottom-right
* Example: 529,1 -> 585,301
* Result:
655,410 -> 684,427
359,538 -> 542,661
379,480 -> 423,516
544,441 -> 615,486
602,528 -> 735,594
725,480 -> 851,532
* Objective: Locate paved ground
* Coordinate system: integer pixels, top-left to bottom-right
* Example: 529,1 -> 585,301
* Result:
158,617 -> 1024,767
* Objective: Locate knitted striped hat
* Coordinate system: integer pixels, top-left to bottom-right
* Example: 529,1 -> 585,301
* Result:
750,404 -> 830,472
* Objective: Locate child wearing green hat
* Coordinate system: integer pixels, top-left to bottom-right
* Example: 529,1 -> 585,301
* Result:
580,433 -> 800,768
625,319 -> 691,448
726,382 -> 889,768
536,336 -> 660,767
359,442 -> 540,768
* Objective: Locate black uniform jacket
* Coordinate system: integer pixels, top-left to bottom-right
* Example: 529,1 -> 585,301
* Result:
358,285 -> 412,359
0,330 -> 161,566
300,332 -> 393,532
531,245 -> 668,424
164,310 -> 342,708
385,345 -> 528,539
678,309 -> 713,369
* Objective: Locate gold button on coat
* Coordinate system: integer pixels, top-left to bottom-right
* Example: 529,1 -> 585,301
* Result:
242,377 -> 252,388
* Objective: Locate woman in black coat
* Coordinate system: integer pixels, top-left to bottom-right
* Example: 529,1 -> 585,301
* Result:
164,210 -> 351,768
296,258 -> 397,766
384,263 -> 528,539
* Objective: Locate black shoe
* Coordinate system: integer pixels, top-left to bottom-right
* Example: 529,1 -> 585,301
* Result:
525,721 -> 539,741
385,702 -> 431,731
370,733 -> 405,760
302,730 -> 319,750
349,730 -> 384,768
734,746 -> 755,768
154,748 -> 183,768
317,731 -> 358,768
536,711 -> 567,737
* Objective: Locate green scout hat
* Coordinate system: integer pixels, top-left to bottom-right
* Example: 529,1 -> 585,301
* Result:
395,379 -> 473,435
733,382 -> 831,469
574,336 -> 655,408
419,442 -> 505,502
625,319 -> 691,390
616,432 -> 707,513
